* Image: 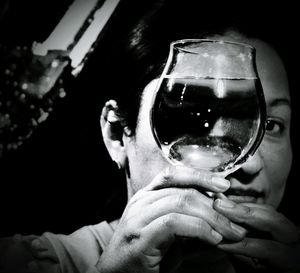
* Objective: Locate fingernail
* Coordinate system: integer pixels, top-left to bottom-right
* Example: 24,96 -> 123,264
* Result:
211,229 -> 223,243
215,198 -> 234,208
230,222 -> 246,237
211,177 -> 230,190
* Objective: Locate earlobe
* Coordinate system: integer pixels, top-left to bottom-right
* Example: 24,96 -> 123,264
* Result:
100,100 -> 128,169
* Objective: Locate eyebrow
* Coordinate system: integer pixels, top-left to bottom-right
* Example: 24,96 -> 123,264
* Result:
268,98 -> 291,108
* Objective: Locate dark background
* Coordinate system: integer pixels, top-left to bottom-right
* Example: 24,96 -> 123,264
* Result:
0,0 -> 299,237
0,0 -> 136,236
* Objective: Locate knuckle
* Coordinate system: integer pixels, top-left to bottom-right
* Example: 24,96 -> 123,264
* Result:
162,213 -> 177,229
242,205 -> 254,218
162,167 -> 174,185
213,211 -> 226,224
190,168 -> 201,178
241,238 -> 249,249
187,187 -> 199,196
195,169 -> 211,183
129,189 -> 146,204
191,169 -> 211,185
175,189 -> 195,210
175,195 -> 188,210
195,218 -> 206,233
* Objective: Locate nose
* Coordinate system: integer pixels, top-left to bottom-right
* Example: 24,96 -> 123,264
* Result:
228,149 -> 264,184
240,149 -> 264,176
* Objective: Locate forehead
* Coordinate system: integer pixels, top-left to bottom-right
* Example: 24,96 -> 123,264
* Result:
251,39 -> 290,103
214,32 -> 290,103
139,35 -> 290,118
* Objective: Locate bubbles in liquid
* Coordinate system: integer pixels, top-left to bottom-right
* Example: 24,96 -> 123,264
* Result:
164,136 -> 241,172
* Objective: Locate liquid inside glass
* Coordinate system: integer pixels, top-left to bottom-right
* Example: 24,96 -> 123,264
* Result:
151,76 -> 265,174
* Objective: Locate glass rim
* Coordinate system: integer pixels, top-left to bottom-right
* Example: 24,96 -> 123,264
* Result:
170,38 -> 255,54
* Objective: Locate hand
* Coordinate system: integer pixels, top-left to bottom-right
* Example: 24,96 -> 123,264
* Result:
214,197 -> 300,272
96,166 -> 246,273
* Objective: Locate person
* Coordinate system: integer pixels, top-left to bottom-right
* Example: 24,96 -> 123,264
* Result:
0,0 -> 299,272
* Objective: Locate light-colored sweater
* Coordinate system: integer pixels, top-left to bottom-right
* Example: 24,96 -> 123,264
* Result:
0,221 -> 271,273
0,221 -> 114,273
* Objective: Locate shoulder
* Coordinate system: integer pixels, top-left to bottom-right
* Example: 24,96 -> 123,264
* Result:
0,221 -> 114,273
0,233 -> 60,273
44,221 -> 114,272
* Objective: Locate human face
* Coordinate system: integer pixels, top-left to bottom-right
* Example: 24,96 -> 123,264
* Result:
123,37 -> 292,208
227,38 -> 292,208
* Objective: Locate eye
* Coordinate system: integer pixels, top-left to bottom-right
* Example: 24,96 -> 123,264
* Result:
265,119 -> 284,136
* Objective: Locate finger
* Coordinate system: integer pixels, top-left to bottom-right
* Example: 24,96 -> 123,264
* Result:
134,189 -> 246,241
125,187 -> 246,241
142,213 -> 223,251
128,186 -> 215,214
144,166 -> 230,193
128,187 -> 212,209
214,198 -> 300,244
218,238 -> 300,270
128,167 -> 230,212
122,187 -> 215,234
29,238 -> 58,261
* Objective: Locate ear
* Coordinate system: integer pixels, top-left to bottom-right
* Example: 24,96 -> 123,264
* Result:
100,100 -> 128,169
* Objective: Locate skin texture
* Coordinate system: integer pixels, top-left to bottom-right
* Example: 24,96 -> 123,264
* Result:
98,33 -> 299,272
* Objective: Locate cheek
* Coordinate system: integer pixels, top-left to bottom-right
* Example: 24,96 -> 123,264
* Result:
129,142 -> 167,191
261,139 -> 292,207
127,80 -> 171,193
126,117 -> 169,194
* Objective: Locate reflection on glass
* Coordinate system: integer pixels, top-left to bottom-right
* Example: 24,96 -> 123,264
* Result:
151,39 -> 266,176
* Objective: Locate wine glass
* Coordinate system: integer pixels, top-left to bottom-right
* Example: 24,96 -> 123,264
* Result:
150,39 -> 266,177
